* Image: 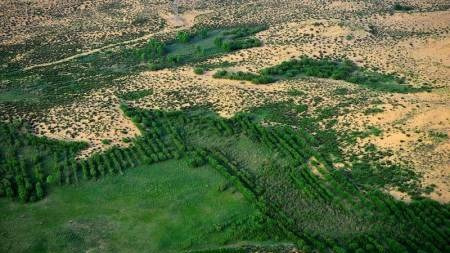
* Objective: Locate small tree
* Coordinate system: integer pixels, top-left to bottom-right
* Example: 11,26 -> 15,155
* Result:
90,165 -> 98,180
214,37 -> 223,48
35,182 -> 44,200
176,31 -> 190,43
194,67 -> 205,75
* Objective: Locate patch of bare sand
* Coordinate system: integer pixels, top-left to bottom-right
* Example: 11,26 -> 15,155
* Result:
159,10 -> 212,28
373,10 -> 450,33
346,91 -> 450,202
124,67 -> 288,118
388,189 -> 412,202
323,1 -> 369,12
34,89 -> 140,158
409,37 -> 450,67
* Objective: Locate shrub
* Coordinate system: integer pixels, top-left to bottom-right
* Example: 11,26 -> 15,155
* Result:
132,115 -> 142,123
251,75 -> 276,84
213,70 -> 228,78
393,3 -> 414,11
194,67 -> 205,75
145,39 -> 165,59
176,31 -> 190,43
35,182 -> 44,200
214,37 -> 224,47
102,139 -> 112,145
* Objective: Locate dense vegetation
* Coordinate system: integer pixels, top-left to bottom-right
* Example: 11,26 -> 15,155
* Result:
393,3 -> 414,11
0,159 -> 272,252
140,26 -> 265,71
0,121 -> 87,203
1,104 -> 448,252
213,56 -> 431,93
117,89 -> 153,101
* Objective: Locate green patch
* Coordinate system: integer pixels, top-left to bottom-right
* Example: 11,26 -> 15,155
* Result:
345,126 -> 383,144
0,120 -> 87,202
1,105 -> 448,252
117,89 -> 153,101
194,67 -> 205,75
195,61 -> 236,71
213,56 -> 430,93
429,130 -> 448,142
101,139 -> 112,145
213,69 -> 275,84
0,160 -> 268,253
393,3 -> 414,11
141,26 -> 265,71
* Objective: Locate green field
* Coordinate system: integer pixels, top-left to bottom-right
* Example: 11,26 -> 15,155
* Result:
0,159 -> 271,253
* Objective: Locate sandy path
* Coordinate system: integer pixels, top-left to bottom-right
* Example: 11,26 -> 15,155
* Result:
23,31 -> 161,71
23,10 -> 212,71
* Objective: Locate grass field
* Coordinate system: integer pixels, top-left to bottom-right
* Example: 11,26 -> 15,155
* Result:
0,159 -> 267,253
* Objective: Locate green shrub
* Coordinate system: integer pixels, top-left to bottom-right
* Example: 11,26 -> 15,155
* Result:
176,31 -> 190,43
393,3 -> 414,11
194,67 -> 205,75
101,139 -> 112,145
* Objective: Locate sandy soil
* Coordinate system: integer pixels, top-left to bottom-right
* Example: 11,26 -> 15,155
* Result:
34,89 -> 140,158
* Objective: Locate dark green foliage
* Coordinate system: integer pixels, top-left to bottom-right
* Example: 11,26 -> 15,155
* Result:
194,67 -> 205,75
215,56 -> 430,93
141,26 -> 264,70
393,3 -> 414,11
144,39 -> 166,60
1,104 -> 449,252
214,37 -> 224,47
221,38 -> 262,52
118,89 -> 153,101
261,56 -> 429,93
195,61 -> 235,71
35,182 -> 44,199
429,130 -> 448,142
252,74 -> 276,84
114,105 -> 449,253
176,31 -> 191,43
0,120 -> 87,202
213,70 -> 275,84
223,26 -> 267,39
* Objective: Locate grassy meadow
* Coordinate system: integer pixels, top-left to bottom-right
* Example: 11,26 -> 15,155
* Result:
0,159 -> 268,253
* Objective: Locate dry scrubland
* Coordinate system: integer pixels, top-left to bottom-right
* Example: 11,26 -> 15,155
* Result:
1,0 -> 450,252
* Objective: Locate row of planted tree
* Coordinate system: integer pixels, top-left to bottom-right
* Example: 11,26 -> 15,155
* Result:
122,106 -> 449,252
1,106 -> 448,252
